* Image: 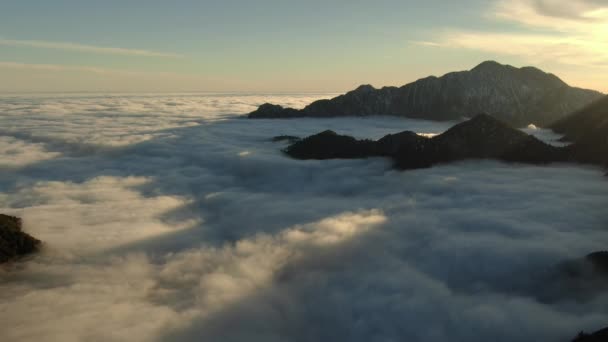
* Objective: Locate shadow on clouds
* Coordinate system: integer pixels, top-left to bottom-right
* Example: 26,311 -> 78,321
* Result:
0,94 -> 607,342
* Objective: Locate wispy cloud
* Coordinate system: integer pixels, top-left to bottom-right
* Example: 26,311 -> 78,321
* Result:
0,61 -> 194,77
0,61 -> 120,74
492,0 -> 608,29
423,0 -> 608,69
0,38 -> 183,58
435,31 -> 608,68
409,40 -> 442,47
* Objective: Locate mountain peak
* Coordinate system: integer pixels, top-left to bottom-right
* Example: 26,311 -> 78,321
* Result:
469,112 -> 504,124
353,84 -> 376,93
471,60 -> 505,72
248,61 -> 602,125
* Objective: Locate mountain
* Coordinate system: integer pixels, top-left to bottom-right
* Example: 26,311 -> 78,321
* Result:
573,327 -> 608,342
0,214 -> 40,263
284,114 -> 567,169
284,130 -> 377,160
551,95 -> 608,167
562,252 -> 608,342
249,61 -> 603,127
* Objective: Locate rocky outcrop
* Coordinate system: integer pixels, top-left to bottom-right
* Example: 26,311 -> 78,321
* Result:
0,214 -> 41,263
249,61 -> 603,127
284,114 -> 568,169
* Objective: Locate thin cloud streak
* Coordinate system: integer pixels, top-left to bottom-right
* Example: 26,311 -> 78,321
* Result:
0,61 -> 196,77
0,61 -> 125,74
0,38 -> 183,58
410,40 -> 442,47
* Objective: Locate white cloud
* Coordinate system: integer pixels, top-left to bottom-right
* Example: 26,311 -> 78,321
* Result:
0,94 -> 607,341
0,38 -> 183,58
436,30 -> 608,69
0,93 -> 336,150
425,0 -> 608,72
492,0 -> 608,30
0,176 -> 197,254
0,136 -> 60,168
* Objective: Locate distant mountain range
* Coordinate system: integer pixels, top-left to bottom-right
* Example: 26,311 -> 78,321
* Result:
249,61 -> 603,127
279,105 -> 608,171
282,114 -> 567,170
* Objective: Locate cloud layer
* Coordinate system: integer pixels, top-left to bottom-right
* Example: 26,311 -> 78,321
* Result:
0,93 -> 607,341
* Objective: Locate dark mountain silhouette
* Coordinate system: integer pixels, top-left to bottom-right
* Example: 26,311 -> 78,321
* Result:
552,95 -> 608,167
561,251 -> 608,280
566,252 -> 608,342
285,130 -> 376,160
541,251 -> 608,302
285,114 -> 567,169
573,327 -> 608,342
0,214 -> 40,263
249,61 -> 602,126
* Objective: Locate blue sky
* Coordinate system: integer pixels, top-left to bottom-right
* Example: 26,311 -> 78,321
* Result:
1,0 -> 607,92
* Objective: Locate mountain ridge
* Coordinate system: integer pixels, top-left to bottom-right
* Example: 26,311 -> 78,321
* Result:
552,95 -> 608,167
249,61 -> 603,127
283,113 -> 568,169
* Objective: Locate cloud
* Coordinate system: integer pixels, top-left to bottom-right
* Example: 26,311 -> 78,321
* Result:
0,94 -> 608,341
0,61 -> 205,78
0,176 -> 197,254
424,0 -> 608,72
0,93 -> 335,150
0,38 -> 183,58
410,40 -> 443,47
494,0 -> 608,28
435,31 -> 608,69
0,136 -> 60,168
0,61 -> 138,75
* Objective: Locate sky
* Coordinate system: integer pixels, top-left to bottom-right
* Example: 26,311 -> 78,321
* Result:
0,0 -> 607,93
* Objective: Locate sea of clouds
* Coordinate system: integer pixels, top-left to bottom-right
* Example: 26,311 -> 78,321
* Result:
0,93 -> 607,342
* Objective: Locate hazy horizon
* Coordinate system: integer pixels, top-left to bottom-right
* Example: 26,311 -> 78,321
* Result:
1,0 -> 607,93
